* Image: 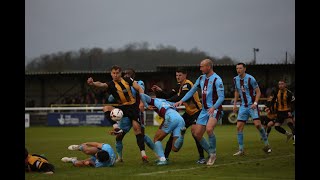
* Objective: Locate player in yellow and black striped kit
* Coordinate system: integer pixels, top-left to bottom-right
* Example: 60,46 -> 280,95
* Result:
87,65 -> 149,162
269,80 -> 295,145
25,147 -> 55,174
151,68 -> 206,164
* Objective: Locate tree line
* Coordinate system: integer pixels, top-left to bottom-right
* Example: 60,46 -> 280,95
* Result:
25,42 -> 237,72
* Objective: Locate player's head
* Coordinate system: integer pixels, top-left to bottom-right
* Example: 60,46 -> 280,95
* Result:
124,68 -> 135,79
175,68 -> 187,83
236,62 -> 246,76
110,65 -> 122,81
200,58 -> 214,74
278,80 -> 287,90
96,150 -> 110,163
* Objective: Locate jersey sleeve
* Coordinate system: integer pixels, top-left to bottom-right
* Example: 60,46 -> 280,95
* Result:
123,77 -> 134,86
250,76 -> 259,89
213,78 -> 225,109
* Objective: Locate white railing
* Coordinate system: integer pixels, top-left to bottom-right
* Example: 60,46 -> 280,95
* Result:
25,104 -> 266,112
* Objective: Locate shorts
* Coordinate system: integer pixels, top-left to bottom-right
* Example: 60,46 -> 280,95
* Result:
160,108 -> 185,137
115,104 -> 140,124
182,110 -> 201,128
237,105 -> 259,121
275,111 -> 292,124
196,108 -> 222,126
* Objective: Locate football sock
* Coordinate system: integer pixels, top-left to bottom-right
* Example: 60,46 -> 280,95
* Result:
164,136 -> 173,158
144,134 -> 154,150
208,133 -> 216,154
237,132 -> 244,151
275,126 -> 286,134
199,137 -> 210,154
154,141 -> 165,159
193,136 -> 204,159
173,135 -> 184,151
266,127 -> 272,136
259,127 -> 269,146
287,122 -> 295,135
136,133 -> 146,151
115,140 -> 123,159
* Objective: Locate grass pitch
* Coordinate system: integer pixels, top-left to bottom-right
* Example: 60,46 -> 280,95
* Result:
25,125 -> 295,180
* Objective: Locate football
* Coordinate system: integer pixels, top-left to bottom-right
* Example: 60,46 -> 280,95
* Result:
110,108 -> 123,121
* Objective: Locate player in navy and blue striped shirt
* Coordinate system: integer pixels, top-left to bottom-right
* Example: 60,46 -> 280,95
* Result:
175,58 -> 224,166
232,62 -> 271,156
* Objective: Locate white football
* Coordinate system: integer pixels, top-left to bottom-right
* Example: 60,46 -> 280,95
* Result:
110,108 -> 123,121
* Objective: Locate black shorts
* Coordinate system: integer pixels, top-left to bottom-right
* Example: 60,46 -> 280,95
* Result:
261,116 -> 275,126
39,163 -> 55,173
275,111 -> 292,124
116,104 -> 140,124
182,110 -> 201,128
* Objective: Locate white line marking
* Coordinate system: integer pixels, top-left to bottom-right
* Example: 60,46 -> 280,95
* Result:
136,154 -> 294,176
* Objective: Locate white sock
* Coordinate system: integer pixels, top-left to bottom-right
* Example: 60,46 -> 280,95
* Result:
141,150 -> 146,157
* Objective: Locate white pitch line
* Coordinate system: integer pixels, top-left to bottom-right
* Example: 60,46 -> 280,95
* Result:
136,154 -> 294,176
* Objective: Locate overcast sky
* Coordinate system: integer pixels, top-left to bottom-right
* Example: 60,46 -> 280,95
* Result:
25,0 -> 294,64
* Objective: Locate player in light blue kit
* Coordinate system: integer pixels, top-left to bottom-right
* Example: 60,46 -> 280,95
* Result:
106,68 -> 153,163
232,62 -> 271,156
140,93 -> 186,165
61,142 -> 116,167
175,58 -> 224,166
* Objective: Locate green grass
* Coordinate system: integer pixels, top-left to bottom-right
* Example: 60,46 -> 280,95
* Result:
25,125 -> 295,180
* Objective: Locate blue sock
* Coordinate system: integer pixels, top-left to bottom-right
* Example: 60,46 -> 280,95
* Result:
116,141 -> 123,158
237,132 -> 244,151
208,134 -> 216,154
79,145 -> 83,151
199,137 -> 211,154
144,135 -> 154,150
154,141 -> 165,158
173,135 -> 184,150
259,127 -> 269,146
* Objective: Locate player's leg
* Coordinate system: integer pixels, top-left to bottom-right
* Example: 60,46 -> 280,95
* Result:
233,106 -> 248,156
164,135 -> 173,159
153,129 -> 169,165
126,105 -> 148,162
191,124 -> 206,164
140,112 -> 154,150
250,107 -> 271,153
192,110 -> 210,158
274,112 -> 293,142
206,114 -> 218,165
171,113 -> 186,152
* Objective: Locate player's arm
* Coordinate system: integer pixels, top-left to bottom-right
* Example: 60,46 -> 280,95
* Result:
87,77 -> 108,88
250,77 -> 260,109
233,85 -> 239,113
213,79 -> 225,109
174,78 -> 200,107
167,84 -> 191,102
83,142 -> 103,149
132,80 -> 144,94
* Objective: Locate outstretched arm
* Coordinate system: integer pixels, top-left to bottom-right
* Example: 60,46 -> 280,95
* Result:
87,77 -> 108,88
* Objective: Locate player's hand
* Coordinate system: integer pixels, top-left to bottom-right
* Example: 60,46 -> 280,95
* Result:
151,85 -> 162,92
147,105 -> 157,110
250,103 -> 257,109
232,105 -> 238,113
207,107 -> 215,115
109,128 -> 123,136
87,77 -> 94,85
288,111 -> 292,117
139,103 -> 145,112
265,107 -> 270,113
174,101 -> 183,107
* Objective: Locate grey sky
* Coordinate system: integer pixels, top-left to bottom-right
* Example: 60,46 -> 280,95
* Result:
25,0 -> 294,64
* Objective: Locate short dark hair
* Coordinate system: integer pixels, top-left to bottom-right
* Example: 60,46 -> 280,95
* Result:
236,62 -> 246,68
97,150 -> 110,162
176,68 -> 187,74
111,65 -> 122,72
125,68 -> 136,79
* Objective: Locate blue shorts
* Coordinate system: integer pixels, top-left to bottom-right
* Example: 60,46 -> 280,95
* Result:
119,117 -> 132,133
237,105 -> 259,121
119,112 -> 145,133
196,108 -> 223,125
161,108 -> 185,137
